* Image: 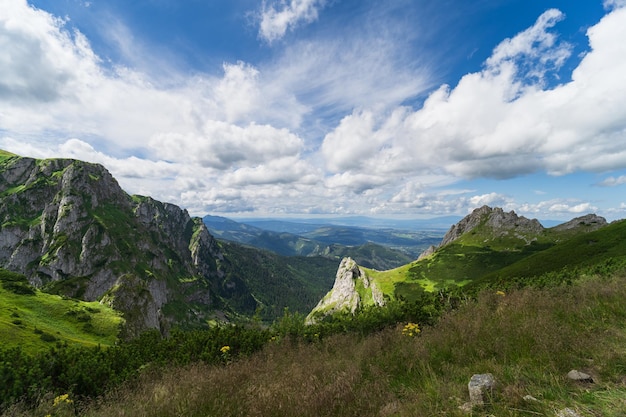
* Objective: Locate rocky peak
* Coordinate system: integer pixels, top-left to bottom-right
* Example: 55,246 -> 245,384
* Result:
306,257 -> 384,323
551,214 -> 607,232
440,205 -> 544,247
0,154 -> 228,337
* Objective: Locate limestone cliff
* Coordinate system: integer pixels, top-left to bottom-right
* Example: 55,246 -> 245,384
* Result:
0,154 -> 245,337
306,257 -> 385,323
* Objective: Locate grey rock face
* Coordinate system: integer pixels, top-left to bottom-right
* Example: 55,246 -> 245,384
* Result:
552,214 -> 607,232
441,205 -> 544,247
307,257 -> 385,323
0,155 -> 224,336
315,257 -> 361,314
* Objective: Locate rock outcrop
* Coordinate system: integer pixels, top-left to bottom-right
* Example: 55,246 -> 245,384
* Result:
440,205 -> 544,247
551,214 -> 607,232
0,154 -> 245,337
306,257 -> 385,323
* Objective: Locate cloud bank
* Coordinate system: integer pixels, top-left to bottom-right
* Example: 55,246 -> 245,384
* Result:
1,0 -> 626,220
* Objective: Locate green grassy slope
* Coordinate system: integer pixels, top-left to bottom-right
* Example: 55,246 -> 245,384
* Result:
478,218 -> 626,285
360,218 -> 623,302
0,270 -> 122,353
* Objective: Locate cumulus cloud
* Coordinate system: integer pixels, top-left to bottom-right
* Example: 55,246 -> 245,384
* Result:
2,1 -> 625,220
597,175 -> 626,186
258,0 -> 326,43
321,6 -> 626,183
485,8 -> 570,86
517,199 -> 598,216
150,121 -> 304,170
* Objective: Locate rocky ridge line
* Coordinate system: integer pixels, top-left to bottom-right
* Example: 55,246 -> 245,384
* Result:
0,155 -> 241,337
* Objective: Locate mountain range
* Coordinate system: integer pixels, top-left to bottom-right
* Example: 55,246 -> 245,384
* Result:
203,214 -> 444,269
2,149 -> 624,345
308,205 -> 614,321
0,150 -> 336,338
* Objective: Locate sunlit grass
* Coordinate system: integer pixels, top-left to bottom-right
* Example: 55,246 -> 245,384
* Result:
0,283 -> 122,352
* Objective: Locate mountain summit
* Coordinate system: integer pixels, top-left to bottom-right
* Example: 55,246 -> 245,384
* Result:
439,205 -> 544,246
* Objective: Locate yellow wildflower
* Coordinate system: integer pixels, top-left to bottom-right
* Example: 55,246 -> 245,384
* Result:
53,393 -> 72,407
402,322 -> 421,337
220,345 -> 230,354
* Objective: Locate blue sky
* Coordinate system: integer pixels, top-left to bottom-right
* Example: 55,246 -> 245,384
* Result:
1,0 -> 626,221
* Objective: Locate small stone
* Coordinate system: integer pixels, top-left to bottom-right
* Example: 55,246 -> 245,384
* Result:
458,402 -> 474,414
468,373 -> 496,405
567,369 -> 593,383
557,408 -> 582,417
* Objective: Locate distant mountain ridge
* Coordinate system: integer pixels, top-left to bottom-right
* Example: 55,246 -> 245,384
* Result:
203,215 -> 443,269
307,205 -> 612,322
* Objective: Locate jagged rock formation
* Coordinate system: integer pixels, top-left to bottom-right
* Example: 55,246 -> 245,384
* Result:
419,206 -> 608,259
551,214 -> 607,232
440,205 -> 544,247
306,257 -> 384,323
0,154 -> 249,337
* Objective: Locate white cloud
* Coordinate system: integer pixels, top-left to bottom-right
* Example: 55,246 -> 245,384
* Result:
485,9 -> 570,85
469,193 -> 510,208
258,0 -> 326,43
320,7 -> 626,183
598,175 -> 626,186
2,1 -> 626,220
150,121 -> 304,170
517,199 -> 598,217
270,35 -> 431,123
604,0 -> 626,10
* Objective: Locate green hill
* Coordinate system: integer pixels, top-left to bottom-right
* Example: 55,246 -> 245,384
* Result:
308,206 -> 615,320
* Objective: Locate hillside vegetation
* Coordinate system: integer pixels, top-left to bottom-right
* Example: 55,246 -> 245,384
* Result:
5,269 -> 625,416
203,215 -> 440,270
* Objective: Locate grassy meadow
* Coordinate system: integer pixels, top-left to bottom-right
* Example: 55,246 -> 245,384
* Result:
0,270 -> 122,352
5,269 -> 626,417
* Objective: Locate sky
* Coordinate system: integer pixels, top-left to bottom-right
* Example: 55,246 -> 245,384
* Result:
1,0 -> 626,222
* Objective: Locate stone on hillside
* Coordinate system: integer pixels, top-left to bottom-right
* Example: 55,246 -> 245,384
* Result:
567,369 -> 593,383
468,373 -> 496,405
523,394 -> 539,402
557,408 -> 583,417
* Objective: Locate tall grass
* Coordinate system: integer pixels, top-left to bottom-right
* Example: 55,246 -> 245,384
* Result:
11,272 -> 624,417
